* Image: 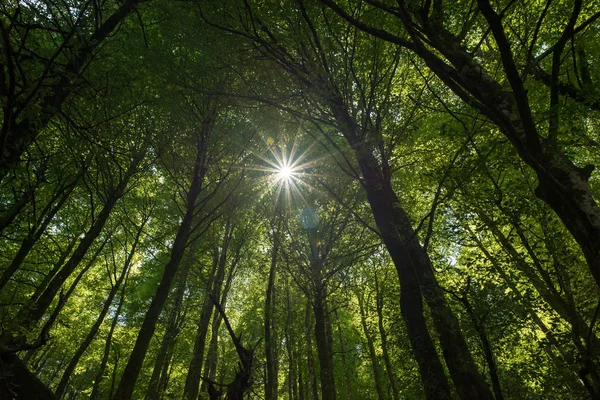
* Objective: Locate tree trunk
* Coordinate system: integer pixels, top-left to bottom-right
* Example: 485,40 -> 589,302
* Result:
458,294 -> 504,400
183,254 -> 218,400
0,180 -> 40,235
307,227 -> 336,400
0,352 -> 57,400
297,343 -> 305,400
30,234 -> 79,303
335,311 -> 354,400
477,207 -> 600,352
470,229 -> 600,395
54,220 -> 143,399
357,290 -> 385,400
89,278 -> 128,400
157,336 -> 178,398
145,241 -> 194,400
404,3 -> 600,292
185,218 -> 234,400
0,176 -> 77,291
305,301 -> 319,400
111,137 -> 207,400
2,152 -> 142,353
374,272 -> 400,400
286,279 -> 299,400
349,149 -> 451,399
201,238 -> 239,395
265,229 -> 279,400
201,297 -> 223,394
328,90 -> 492,400
313,288 -> 336,400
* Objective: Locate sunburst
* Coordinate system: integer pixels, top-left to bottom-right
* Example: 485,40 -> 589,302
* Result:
253,139 -> 322,208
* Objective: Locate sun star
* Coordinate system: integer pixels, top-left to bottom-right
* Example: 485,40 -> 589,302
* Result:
278,165 -> 294,182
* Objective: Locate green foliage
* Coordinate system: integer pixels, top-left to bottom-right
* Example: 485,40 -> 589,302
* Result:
2,0 -> 600,399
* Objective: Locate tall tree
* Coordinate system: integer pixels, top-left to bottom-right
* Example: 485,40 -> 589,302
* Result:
112,108 -> 217,400
319,0 -> 600,291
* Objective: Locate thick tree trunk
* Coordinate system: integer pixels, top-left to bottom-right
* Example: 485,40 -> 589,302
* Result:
346,148 -> 451,399
54,222 -> 142,399
111,138 -> 207,400
327,91 -> 492,400
0,352 -> 57,400
414,5 -> 600,292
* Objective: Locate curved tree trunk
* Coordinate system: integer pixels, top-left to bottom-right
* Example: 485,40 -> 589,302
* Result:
325,87 -> 493,400
322,0 -> 600,292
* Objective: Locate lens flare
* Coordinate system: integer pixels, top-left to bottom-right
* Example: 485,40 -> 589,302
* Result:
277,165 -> 294,182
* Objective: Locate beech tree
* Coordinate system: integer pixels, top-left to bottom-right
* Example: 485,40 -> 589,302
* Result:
1,1 -> 600,399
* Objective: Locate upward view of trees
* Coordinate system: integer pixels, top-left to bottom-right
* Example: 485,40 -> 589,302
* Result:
1,0 -> 599,399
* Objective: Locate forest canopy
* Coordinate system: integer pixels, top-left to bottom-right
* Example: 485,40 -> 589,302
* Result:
1,0 -> 600,399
